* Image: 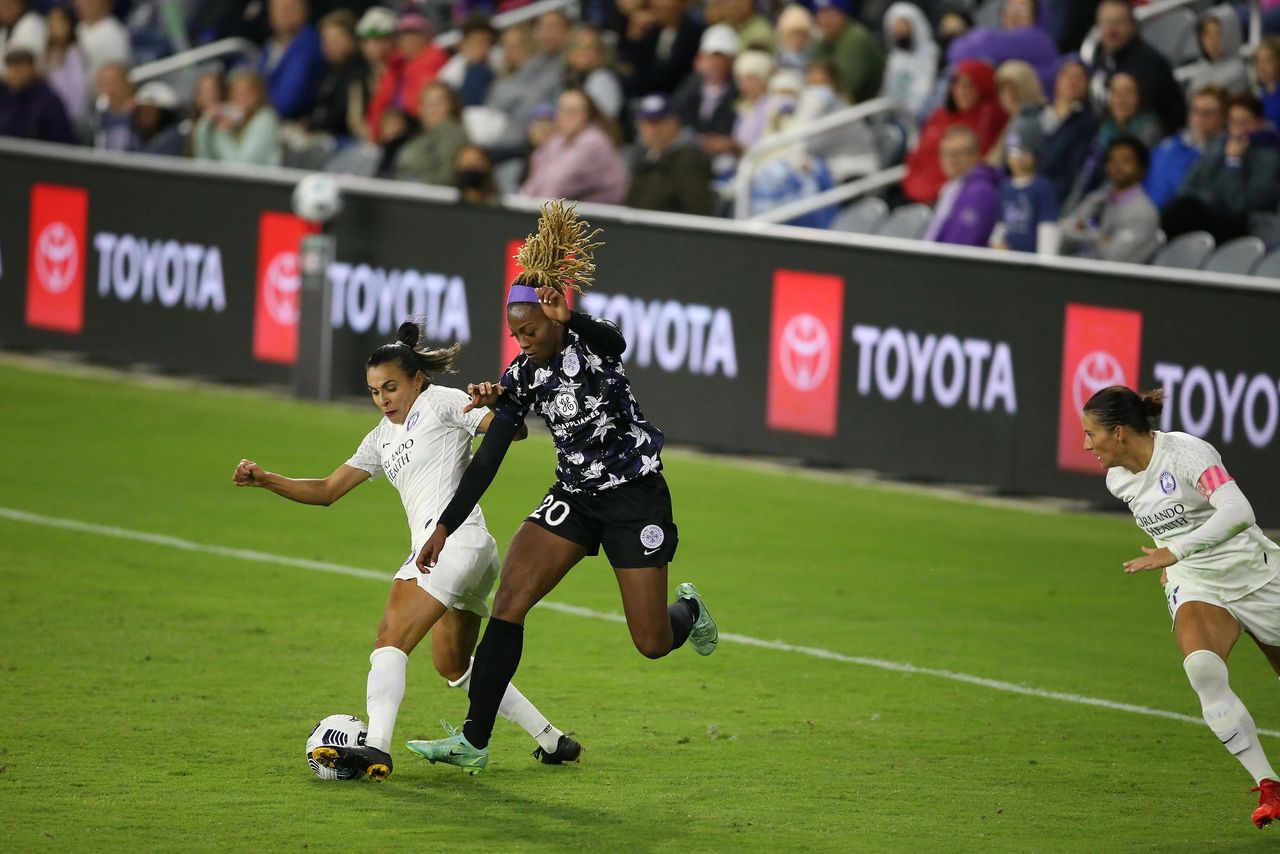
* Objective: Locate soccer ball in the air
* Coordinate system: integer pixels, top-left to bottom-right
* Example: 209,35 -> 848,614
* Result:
306,714 -> 368,780
292,173 -> 343,224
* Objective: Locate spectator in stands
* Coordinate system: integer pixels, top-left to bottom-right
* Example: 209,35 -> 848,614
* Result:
1089,0 -> 1186,135
394,80 -> 467,186
1,0 -> 46,57
773,3 -> 812,73
879,2 -> 937,119
626,91 -> 713,214
306,10 -> 367,140
1144,85 -> 1227,210
1070,71 -> 1164,205
367,12 -> 448,134
373,106 -> 412,177
256,0 -> 325,121
922,125 -> 1001,246
352,6 -> 394,140
903,58 -> 1005,204
194,68 -> 283,166
716,0 -> 773,52
520,87 -> 628,203
1254,36 -> 1280,127
731,48 -> 773,151
72,0 -> 126,77
1050,0 -> 1099,54
744,68 -> 838,228
800,59 -> 879,180
1188,7 -> 1248,97
564,24 -> 622,119
617,0 -> 702,97
985,60 -> 1044,169
946,0 -> 1058,94
1024,53 -> 1097,203
191,69 -> 224,125
675,23 -> 739,176
90,60 -> 133,149
990,127 -> 1058,252
453,143 -> 500,205
1163,93 -> 1280,242
1058,135 -> 1160,263
438,17 -> 496,108
480,23 -> 562,156
128,80 -> 183,155
43,4 -> 86,123
933,3 -> 973,63
0,45 -> 74,141
810,0 -> 883,104
535,9 -> 572,66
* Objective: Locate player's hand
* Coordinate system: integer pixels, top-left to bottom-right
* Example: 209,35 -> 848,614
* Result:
1123,546 -> 1176,573
536,286 -> 571,323
233,459 -> 265,487
416,524 -> 448,572
464,381 -> 504,412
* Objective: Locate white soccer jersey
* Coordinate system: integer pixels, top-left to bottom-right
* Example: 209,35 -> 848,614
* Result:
1106,431 -> 1279,601
346,385 -> 489,552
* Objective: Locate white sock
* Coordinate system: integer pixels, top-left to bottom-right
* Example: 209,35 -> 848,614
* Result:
449,657 -> 564,753
1184,650 -> 1278,784
366,646 -> 408,754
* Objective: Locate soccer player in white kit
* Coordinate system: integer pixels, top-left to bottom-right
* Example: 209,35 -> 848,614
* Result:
1082,385 -> 1280,828
232,319 -> 580,780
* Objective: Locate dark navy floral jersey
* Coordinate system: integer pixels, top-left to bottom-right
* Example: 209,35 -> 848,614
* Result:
492,314 -> 665,494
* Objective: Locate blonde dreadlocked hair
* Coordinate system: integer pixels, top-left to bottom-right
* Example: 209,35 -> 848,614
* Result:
513,199 -> 604,295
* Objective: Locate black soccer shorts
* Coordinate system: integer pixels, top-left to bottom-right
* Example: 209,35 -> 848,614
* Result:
524,473 -> 679,568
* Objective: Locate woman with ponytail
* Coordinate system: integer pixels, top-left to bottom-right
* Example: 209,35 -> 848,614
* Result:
404,200 -> 719,775
232,317 -> 580,781
1082,385 -> 1280,828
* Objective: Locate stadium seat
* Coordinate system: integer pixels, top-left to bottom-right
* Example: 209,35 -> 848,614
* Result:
877,204 -> 933,240
832,197 -> 889,234
870,119 -> 907,167
1152,231 -> 1215,269
1141,8 -> 1199,66
1254,247 -> 1280,278
1202,236 -> 1267,274
1248,211 -> 1280,247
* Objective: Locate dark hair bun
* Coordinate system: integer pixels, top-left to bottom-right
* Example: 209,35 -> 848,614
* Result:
1139,389 -> 1166,422
396,320 -> 421,349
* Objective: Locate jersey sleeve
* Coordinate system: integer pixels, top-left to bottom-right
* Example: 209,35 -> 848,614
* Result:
1173,435 -> 1234,501
492,362 -> 531,426
345,426 -> 384,479
430,386 -> 488,436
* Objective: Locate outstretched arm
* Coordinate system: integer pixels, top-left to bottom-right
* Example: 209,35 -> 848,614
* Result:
232,460 -> 369,506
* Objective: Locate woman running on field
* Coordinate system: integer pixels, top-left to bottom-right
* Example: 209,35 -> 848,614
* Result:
405,200 -> 718,774
1082,385 -> 1280,828
232,319 -> 580,781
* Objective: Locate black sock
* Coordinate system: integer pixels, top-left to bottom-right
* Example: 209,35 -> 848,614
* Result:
462,618 -> 524,749
669,599 -> 696,650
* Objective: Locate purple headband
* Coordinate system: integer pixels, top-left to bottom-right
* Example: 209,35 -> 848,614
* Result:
507,284 -> 539,304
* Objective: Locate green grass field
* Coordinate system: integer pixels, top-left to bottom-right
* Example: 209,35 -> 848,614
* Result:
3,358 -> 1280,852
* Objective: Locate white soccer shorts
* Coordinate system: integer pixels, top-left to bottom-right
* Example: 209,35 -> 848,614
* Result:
393,523 -> 499,617
1165,570 -> 1280,646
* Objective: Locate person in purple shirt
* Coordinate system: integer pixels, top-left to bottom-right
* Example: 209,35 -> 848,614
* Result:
991,126 -> 1058,252
946,0 -> 1059,94
257,0 -> 326,120
0,46 -> 75,142
923,124 -> 1001,246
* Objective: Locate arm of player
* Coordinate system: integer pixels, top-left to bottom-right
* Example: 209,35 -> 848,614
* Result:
1123,477 -> 1255,573
477,410 -> 528,440
232,460 -> 370,506
415,417 -> 522,570
567,311 -> 625,357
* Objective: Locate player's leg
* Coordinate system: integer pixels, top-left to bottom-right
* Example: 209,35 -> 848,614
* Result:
1175,600 -> 1280,826
432,607 -> 581,762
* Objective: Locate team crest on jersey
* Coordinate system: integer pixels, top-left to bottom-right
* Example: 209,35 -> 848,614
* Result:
1159,471 -> 1177,495
553,389 -> 579,419
562,348 -> 581,377
640,524 -> 665,549
406,412 -> 420,431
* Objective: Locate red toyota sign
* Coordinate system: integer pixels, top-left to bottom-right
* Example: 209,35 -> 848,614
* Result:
1057,303 -> 1144,473
252,212 -> 316,364
25,183 -> 88,334
766,270 -> 844,436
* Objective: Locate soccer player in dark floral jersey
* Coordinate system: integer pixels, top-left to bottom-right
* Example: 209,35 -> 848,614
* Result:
404,200 -> 718,774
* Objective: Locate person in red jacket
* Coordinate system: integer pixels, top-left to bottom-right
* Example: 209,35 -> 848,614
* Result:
902,58 -> 1006,204
366,12 -> 448,141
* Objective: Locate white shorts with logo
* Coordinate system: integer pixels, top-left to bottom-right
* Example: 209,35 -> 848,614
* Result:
1164,570 -> 1280,645
393,523 -> 499,617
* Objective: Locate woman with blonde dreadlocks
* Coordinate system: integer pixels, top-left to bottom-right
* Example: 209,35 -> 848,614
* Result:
405,201 -> 719,774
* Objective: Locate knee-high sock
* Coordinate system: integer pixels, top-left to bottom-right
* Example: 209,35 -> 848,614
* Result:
366,646 -> 408,754
449,657 -> 564,753
462,618 -> 523,750
1184,650 -> 1278,784
669,598 -> 696,650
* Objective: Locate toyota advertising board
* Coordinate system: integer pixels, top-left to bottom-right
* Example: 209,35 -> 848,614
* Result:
2,142 -> 1279,517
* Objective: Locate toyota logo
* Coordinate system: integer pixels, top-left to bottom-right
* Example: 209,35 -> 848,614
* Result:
1072,350 -> 1126,411
35,221 -> 79,294
778,313 -> 831,392
263,251 -> 301,326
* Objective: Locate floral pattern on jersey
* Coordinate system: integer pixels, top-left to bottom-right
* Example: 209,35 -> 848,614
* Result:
494,325 -> 664,494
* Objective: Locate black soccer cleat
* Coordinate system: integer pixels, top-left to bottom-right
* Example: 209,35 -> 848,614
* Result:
532,734 -> 583,765
311,744 -> 394,781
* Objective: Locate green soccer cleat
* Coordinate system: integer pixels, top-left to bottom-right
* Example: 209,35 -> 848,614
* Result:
405,722 -> 488,776
675,582 -> 718,656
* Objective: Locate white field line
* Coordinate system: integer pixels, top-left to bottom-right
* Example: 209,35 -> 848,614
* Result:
2,505 -> 1271,737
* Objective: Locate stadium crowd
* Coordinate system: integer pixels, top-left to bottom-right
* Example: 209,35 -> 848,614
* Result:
2,0 -> 1280,267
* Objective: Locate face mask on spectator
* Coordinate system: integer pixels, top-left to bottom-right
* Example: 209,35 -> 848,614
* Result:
456,169 -> 488,189
894,35 -> 914,51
